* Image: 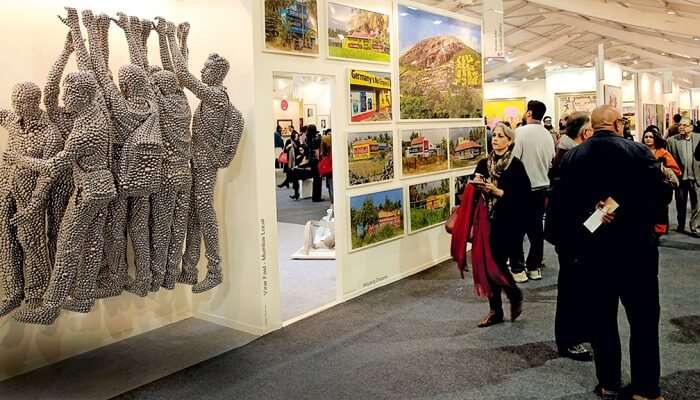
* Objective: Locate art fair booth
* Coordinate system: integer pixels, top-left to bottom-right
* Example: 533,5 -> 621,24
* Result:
0,0 -> 488,396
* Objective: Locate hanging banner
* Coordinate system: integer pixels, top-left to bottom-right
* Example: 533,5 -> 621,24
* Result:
663,71 -> 673,94
483,0 -> 505,60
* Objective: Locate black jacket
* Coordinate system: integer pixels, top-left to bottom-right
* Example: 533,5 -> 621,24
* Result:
475,156 -> 531,260
546,131 -> 668,271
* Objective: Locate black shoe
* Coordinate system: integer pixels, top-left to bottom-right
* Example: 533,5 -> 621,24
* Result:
560,344 -> 593,362
477,310 -> 504,328
675,227 -> 686,234
289,194 -> 300,200
594,385 -> 620,400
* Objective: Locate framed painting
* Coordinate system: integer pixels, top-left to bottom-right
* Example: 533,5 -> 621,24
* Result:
327,2 -> 390,63
603,85 -> 622,111
347,131 -> 394,187
348,69 -> 392,123
555,92 -> 597,124
408,178 -> 450,233
349,188 -> 405,251
400,127 -> 449,177
264,0 -> 319,57
484,98 -> 526,129
449,126 -> 486,170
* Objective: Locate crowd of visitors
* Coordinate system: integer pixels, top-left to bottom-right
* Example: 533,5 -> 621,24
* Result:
450,100 -> 698,400
276,125 -> 333,204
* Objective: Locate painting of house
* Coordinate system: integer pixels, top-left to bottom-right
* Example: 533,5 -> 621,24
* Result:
349,69 -> 392,123
350,188 -> 404,250
347,131 -> 394,186
401,128 -> 448,177
449,126 -> 486,169
265,0 -> 319,56
327,2 -> 390,63
409,178 -> 451,232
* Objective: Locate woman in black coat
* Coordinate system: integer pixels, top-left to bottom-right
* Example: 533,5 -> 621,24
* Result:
471,123 -> 532,326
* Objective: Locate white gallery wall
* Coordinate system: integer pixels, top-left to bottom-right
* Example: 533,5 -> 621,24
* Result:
0,0 -> 262,380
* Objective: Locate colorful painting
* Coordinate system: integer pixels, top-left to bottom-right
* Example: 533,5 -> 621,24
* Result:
453,174 -> 473,206
642,104 -> 657,129
349,69 -> 392,123
350,188 -> 404,251
484,98 -> 525,129
449,126 -> 486,169
555,92 -> 597,124
277,119 -> 295,137
604,85 -> 622,112
398,4 -> 483,120
327,2 -> 390,63
347,131 -> 394,186
401,128 -> 449,177
409,178 -> 450,232
622,103 -> 636,131
264,0 -> 319,56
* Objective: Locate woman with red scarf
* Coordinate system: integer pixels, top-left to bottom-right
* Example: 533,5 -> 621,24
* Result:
451,123 -> 532,327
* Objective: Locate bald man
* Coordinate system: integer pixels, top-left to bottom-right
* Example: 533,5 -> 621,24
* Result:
548,105 -> 668,400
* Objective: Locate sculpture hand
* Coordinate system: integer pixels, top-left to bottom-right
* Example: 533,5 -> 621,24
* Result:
141,18 -> 153,33
166,21 -> 177,36
114,12 -> 129,30
155,17 -> 168,35
57,15 -> 68,26
63,7 -> 79,26
97,13 -> 111,31
82,9 -> 95,27
178,22 -> 190,38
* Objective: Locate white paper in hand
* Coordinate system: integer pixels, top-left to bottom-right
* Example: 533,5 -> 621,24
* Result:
583,197 -> 620,233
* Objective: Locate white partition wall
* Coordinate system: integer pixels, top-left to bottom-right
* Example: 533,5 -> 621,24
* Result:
0,0 -> 263,381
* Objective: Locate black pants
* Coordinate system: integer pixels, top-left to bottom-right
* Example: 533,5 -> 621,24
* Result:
490,242 -> 523,313
555,251 -> 589,351
675,179 -> 699,232
590,267 -> 661,398
291,168 -> 314,196
513,189 -> 547,273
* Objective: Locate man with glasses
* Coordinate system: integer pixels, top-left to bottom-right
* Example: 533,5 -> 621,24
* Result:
667,118 -> 700,236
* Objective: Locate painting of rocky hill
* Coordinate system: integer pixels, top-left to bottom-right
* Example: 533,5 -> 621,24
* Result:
398,4 -> 483,120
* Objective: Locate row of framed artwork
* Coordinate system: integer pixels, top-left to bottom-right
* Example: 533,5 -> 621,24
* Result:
264,0 -> 485,121
348,173 -> 473,252
347,126 -> 486,187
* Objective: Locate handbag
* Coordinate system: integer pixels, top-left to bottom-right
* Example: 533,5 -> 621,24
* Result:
278,151 -> 288,165
318,155 -> 332,177
444,206 -> 459,234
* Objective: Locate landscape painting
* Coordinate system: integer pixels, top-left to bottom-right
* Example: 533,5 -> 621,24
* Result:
449,126 -> 486,169
656,104 -> 665,132
264,0 -> 319,56
484,98 -> 526,129
350,188 -> 404,251
398,4 -> 483,120
555,92 -> 597,123
401,128 -> 449,177
643,104 -> 657,128
328,2 -> 390,63
604,85 -> 622,111
347,131 -> 394,186
409,178 -> 450,232
349,69 -> 393,123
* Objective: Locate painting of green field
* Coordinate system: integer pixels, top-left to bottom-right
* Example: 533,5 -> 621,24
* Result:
348,131 -> 393,186
409,178 -> 450,232
328,2 -> 390,63
449,126 -> 486,169
350,188 -> 404,250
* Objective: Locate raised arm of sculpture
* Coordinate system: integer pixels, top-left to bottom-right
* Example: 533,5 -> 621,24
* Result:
155,17 -> 174,72
166,22 -> 223,104
44,32 -> 74,137
82,10 -> 136,137
64,8 -> 91,72
96,14 -> 112,72
140,18 -> 153,69
177,22 -> 190,64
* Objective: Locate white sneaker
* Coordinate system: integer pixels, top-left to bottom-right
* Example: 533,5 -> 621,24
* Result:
527,268 -> 542,280
512,271 -> 528,283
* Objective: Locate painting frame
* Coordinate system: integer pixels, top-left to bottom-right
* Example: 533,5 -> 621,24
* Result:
348,187 -> 406,252
348,68 -> 393,124
397,0 -> 484,122
304,104 -> 318,126
347,130 -> 395,188
603,85 -> 622,111
642,103 -> 657,129
318,115 -> 330,130
276,119 -> 295,137
448,126 -> 486,171
400,127 -> 449,179
408,178 -> 451,234
326,2 -> 391,65
554,91 -> 597,125
263,0 -> 320,58
484,98 -> 526,129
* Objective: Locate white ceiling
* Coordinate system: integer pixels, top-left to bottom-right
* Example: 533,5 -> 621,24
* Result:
411,0 -> 700,86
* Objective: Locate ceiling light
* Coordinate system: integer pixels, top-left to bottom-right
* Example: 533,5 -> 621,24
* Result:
399,12 -> 408,17
562,64 -> 569,68
522,78 -> 528,81
633,59 -> 639,65
661,52 -> 667,56
547,60 -> 553,64
666,10 -> 677,15
694,37 -> 700,41
433,20 -> 442,25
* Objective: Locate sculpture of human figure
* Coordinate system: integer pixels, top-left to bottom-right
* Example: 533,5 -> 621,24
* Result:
83,10 -> 163,297
144,18 -> 193,290
8,70 -> 116,325
0,83 -> 62,317
165,21 -> 243,293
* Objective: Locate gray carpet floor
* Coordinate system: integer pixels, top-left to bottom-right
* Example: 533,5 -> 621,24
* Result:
113,228 -> 700,399
276,185 -> 332,225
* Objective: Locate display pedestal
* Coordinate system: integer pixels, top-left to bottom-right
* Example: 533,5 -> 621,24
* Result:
291,247 -> 336,260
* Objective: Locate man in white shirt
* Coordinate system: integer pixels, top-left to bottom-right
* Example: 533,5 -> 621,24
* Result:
511,100 -> 556,282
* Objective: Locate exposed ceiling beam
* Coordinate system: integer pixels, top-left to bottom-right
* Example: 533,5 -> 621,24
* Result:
634,66 -> 700,73
485,33 -> 580,79
617,45 -> 700,76
543,13 -> 700,59
527,0 -> 700,36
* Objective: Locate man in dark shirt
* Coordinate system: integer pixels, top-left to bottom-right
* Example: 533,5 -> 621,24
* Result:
548,106 -> 668,400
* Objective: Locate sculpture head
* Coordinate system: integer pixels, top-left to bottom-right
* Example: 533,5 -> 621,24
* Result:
11,82 -> 42,120
118,64 -> 150,99
62,72 -> 97,113
152,70 -> 181,96
201,53 -> 229,86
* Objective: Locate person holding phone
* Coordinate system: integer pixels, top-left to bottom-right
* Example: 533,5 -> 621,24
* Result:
452,123 -> 531,327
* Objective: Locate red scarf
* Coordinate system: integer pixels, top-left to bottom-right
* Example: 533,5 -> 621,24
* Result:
450,184 -> 513,298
